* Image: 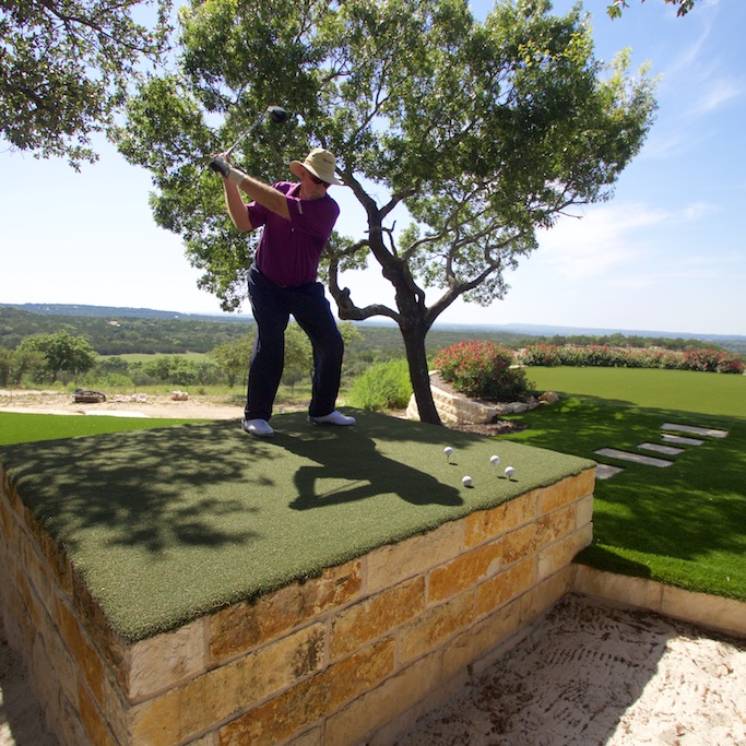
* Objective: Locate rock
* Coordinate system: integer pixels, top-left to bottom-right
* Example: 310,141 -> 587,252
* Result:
539,391 -> 560,404
170,390 -> 189,401
73,389 -> 106,404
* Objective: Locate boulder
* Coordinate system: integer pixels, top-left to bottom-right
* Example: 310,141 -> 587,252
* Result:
539,391 -> 560,404
170,390 -> 189,401
73,389 -> 106,404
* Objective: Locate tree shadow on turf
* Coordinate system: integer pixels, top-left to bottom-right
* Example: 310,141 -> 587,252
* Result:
1,422 -> 278,555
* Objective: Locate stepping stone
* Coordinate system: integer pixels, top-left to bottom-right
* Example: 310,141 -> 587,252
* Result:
596,464 -> 624,480
661,423 -> 728,439
594,448 -> 673,468
638,442 -> 684,456
661,433 -> 704,446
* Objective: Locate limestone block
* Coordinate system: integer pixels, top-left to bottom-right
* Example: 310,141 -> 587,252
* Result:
440,594 -> 523,682
536,469 -> 595,515
21,538 -> 53,616
78,681 -> 117,746
37,613 -> 79,710
190,734 -> 217,746
324,650 -> 442,746
57,691 -> 91,746
55,597 -> 106,706
500,522 -> 540,565
397,589 -> 476,665
217,639 -> 394,746
72,570 -> 128,686
575,494 -> 594,529
0,490 -> 14,540
535,503 -> 576,550
660,585 -> 746,637
129,618 -> 207,701
208,560 -> 362,665
40,530 -> 73,597
131,623 -> 326,745
366,521 -> 464,595
573,565 -> 663,612
427,540 -> 504,604
330,577 -> 425,661
474,557 -> 536,618
286,725 -> 323,746
520,566 -> 573,624
537,524 -> 593,582
463,491 -> 536,548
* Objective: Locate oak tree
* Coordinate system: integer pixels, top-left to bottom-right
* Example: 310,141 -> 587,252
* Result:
117,0 -> 655,424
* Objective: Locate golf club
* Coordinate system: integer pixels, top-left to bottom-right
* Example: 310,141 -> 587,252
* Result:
220,105 -> 288,162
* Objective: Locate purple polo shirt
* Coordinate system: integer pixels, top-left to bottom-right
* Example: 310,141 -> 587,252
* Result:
247,181 -> 340,287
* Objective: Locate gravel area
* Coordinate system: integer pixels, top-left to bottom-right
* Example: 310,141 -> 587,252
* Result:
396,594 -> 746,746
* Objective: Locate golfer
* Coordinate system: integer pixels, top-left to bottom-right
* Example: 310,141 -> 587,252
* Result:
211,148 -> 355,438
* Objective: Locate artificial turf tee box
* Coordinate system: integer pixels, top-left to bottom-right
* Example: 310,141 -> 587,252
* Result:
0,411 -> 595,746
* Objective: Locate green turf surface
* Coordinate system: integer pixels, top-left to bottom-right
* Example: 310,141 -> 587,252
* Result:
0,412 -> 201,446
526,366 -> 746,417
499,370 -> 746,601
1,411 -> 591,642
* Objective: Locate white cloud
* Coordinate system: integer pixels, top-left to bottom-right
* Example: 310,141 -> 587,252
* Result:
681,201 -> 719,221
690,78 -> 742,115
537,204 -> 669,280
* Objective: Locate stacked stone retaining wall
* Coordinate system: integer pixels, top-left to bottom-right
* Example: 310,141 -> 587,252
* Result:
0,463 -> 594,745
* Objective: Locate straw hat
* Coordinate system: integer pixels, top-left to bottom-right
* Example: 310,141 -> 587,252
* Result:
289,148 -> 343,186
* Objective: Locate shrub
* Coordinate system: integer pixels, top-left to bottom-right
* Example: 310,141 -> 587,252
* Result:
716,355 -> 745,374
347,359 -> 412,411
520,344 -> 562,366
433,341 -> 531,401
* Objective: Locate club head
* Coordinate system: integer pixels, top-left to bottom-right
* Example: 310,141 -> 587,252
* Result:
267,106 -> 289,124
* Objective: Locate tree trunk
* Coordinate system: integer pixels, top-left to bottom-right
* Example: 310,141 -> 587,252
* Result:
401,323 -> 441,426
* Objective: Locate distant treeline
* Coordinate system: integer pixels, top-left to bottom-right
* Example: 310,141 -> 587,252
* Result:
0,307 -> 251,354
0,307 -> 741,364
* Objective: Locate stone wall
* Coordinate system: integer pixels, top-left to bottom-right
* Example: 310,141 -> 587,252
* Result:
0,462 -> 594,746
405,373 -> 539,426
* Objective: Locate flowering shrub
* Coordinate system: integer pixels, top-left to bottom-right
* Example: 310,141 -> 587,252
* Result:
520,344 -> 562,366
716,355 -> 745,374
518,344 -> 743,373
433,341 -> 532,401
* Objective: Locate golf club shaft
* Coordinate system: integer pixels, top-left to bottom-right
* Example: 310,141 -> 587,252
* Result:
224,116 -> 264,159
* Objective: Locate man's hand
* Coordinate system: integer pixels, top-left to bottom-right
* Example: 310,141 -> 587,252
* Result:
208,155 -> 231,177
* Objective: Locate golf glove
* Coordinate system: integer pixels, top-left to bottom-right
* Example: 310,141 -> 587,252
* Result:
209,157 -> 244,186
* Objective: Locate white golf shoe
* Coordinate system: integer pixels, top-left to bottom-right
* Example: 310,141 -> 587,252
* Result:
242,418 -> 274,437
309,410 -> 356,426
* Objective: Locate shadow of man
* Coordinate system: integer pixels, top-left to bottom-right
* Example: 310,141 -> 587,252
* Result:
271,425 -> 464,512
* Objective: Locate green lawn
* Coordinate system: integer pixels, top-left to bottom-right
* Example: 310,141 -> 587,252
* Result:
0,412 -> 202,446
526,366 -> 746,417
500,367 -> 746,601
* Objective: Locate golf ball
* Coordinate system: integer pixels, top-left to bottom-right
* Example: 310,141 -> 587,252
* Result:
462,475 -> 473,487
504,466 -> 515,479
444,446 -> 454,461
489,454 -> 500,466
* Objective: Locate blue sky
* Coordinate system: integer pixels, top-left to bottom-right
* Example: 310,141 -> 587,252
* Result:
2,0 -> 744,335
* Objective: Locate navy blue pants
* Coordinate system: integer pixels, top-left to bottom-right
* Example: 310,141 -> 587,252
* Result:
245,264 -> 344,421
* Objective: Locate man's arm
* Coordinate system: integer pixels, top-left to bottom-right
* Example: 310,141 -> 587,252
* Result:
212,157 -> 290,221
223,179 -> 253,232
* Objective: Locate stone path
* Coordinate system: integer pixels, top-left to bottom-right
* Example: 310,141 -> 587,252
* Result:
661,433 -> 705,446
395,594 -> 746,746
594,422 -> 729,480
638,442 -> 684,456
594,448 -> 673,468
661,423 -> 729,438
595,464 -> 623,480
